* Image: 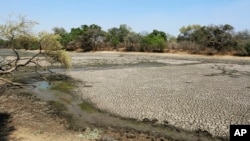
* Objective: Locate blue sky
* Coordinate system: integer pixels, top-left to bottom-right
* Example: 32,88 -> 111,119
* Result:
0,0 -> 249,36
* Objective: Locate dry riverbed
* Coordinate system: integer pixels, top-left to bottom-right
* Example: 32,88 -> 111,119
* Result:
68,51 -> 250,137
1,50 -> 250,140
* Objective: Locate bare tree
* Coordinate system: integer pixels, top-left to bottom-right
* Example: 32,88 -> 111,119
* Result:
0,15 -> 71,86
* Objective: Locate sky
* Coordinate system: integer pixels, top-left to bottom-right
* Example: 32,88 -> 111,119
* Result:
0,0 -> 249,36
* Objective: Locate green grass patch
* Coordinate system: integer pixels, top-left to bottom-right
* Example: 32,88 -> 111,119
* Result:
50,81 -> 75,93
78,102 -> 97,113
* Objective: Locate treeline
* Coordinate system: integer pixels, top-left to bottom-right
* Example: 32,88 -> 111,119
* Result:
1,23 -> 250,56
176,24 -> 250,56
54,24 -> 169,52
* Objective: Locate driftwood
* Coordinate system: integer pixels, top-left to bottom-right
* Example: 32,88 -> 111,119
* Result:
0,44 -> 42,87
0,77 -> 36,88
0,43 -> 43,75
0,16 -> 67,88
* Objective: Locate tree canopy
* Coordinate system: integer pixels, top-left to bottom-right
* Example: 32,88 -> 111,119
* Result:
177,24 -> 237,52
1,14 -> 250,56
141,30 -> 167,52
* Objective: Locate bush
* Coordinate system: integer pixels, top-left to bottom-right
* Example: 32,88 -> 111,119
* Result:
141,35 -> 166,52
179,41 -> 202,51
125,43 -> 141,52
234,41 -> 250,56
0,39 -> 8,48
12,36 -> 40,50
167,42 -> 180,50
244,42 -> 250,55
57,50 -> 72,68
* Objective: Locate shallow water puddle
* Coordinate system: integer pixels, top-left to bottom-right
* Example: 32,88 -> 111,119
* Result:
29,81 -> 91,115
36,81 -> 50,89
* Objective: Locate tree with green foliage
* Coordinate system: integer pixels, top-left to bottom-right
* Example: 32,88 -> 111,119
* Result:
0,39 -> 8,48
177,24 -> 201,42
13,35 -> 39,50
125,32 -> 142,51
53,27 -> 67,36
235,29 -> 250,41
107,27 -> 121,48
118,24 -> 131,43
80,24 -> 105,51
243,42 -> 250,56
38,32 -> 71,68
60,24 -> 105,51
177,24 -> 237,53
234,29 -> 250,56
0,15 -> 71,77
150,30 -> 168,41
107,24 -> 132,48
206,24 -> 236,52
141,30 -> 167,52
52,27 -> 71,47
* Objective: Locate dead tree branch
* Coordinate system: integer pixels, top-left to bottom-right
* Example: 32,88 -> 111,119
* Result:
0,77 -> 36,88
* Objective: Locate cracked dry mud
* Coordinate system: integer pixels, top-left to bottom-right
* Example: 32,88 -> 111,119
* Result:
68,52 -> 250,137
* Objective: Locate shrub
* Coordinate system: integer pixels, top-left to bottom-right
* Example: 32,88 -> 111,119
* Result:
141,35 -> 166,52
244,42 -> 250,55
179,41 -> 202,51
234,41 -> 250,56
57,50 -> 72,68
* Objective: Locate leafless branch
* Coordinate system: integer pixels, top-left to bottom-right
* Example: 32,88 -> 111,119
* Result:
0,77 -> 36,88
